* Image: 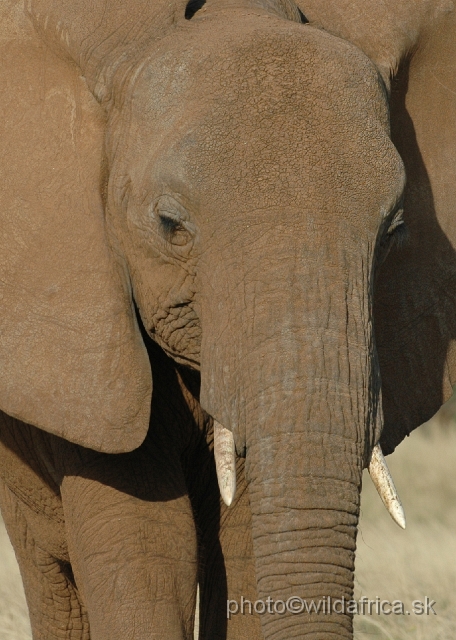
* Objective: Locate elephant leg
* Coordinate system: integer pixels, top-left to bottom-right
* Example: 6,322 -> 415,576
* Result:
219,457 -> 262,640
188,424 -> 261,640
0,477 -> 89,640
59,439 -> 198,640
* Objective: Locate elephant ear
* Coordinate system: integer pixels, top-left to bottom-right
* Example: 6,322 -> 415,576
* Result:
0,15 -> 151,453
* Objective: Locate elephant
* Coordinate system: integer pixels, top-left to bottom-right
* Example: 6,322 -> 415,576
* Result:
1,1 -> 455,640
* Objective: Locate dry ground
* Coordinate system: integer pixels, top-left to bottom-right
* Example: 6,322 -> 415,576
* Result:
0,513 -> 31,640
1,405 -> 455,640
354,415 -> 456,640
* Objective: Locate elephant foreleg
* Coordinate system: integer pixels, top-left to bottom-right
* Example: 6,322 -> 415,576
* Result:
59,444 -> 198,640
0,477 -> 89,640
218,457 -> 262,640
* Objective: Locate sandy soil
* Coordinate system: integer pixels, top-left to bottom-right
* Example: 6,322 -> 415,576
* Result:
354,420 -> 456,640
0,515 -> 31,640
1,406 -> 455,640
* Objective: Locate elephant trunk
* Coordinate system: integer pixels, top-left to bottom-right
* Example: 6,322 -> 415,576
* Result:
245,429 -> 362,638
241,328 -> 369,639
200,232 -> 381,638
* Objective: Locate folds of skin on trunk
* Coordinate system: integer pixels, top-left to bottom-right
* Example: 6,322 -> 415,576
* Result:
200,228 -> 380,639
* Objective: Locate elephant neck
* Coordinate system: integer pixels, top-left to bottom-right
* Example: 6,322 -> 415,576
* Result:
26,0 -> 188,103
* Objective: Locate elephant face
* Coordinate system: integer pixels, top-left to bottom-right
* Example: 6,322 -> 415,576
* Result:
106,12 -> 405,448
101,18 -> 407,636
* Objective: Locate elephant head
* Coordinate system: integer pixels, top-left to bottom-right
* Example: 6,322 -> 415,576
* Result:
1,0 -> 408,637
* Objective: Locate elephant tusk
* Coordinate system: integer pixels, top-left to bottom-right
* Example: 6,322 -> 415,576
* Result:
368,443 -> 406,529
213,420 -> 236,507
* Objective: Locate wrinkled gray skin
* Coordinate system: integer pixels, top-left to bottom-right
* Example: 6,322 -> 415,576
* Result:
1,0 -> 454,639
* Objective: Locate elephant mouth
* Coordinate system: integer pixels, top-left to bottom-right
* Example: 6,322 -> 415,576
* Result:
153,337 -> 201,370
142,309 -> 202,370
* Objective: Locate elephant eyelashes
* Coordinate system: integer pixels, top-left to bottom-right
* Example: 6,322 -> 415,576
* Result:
158,213 -> 193,247
153,195 -> 196,250
386,210 -> 409,248
387,209 -> 404,235
376,208 -> 408,268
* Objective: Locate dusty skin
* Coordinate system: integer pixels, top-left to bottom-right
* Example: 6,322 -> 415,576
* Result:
1,0 -> 456,639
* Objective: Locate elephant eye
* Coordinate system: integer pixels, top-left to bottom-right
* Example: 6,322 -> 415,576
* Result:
152,194 -> 196,251
387,208 -> 403,234
377,206 -> 408,269
158,213 -> 193,247
386,208 -> 408,246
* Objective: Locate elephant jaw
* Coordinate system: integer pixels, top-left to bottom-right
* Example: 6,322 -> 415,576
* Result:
213,418 -> 406,528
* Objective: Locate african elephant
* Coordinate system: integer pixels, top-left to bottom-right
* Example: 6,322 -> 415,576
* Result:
1,1 -> 455,640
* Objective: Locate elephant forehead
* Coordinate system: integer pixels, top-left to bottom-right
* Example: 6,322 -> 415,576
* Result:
182,65 -> 398,219
128,15 -> 388,144
197,17 -> 386,118
151,18 -> 398,203
120,15 -> 403,222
